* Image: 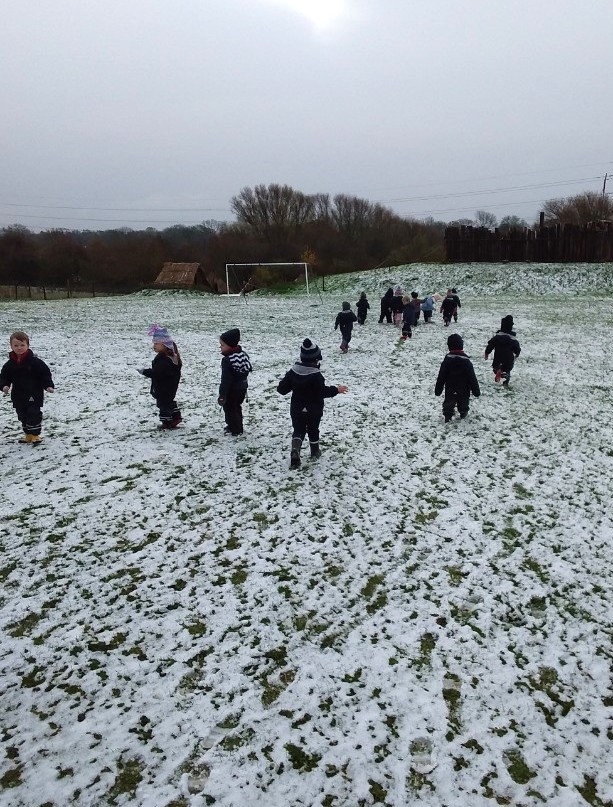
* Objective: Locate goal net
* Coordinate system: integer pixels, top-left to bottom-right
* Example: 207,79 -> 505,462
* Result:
225,262 -> 311,296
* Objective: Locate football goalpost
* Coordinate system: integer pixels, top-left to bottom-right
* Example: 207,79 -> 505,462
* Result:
224,262 -> 311,297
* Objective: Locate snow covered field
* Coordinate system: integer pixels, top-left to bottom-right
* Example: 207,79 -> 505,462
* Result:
1,263 -> 612,807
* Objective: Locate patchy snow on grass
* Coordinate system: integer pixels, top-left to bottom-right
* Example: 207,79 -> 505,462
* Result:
0,263 -> 612,807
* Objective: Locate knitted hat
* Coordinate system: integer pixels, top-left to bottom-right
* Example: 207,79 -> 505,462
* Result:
300,338 -> 322,363
447,333 -> 464,351
342,301 -> 351,311
394,285 -> 403,295
220,328 -> 240,347
148,324 -> 174,350
500,315 -> 514,333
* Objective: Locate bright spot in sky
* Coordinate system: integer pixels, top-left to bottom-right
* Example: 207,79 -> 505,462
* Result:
263,0 -> 348,30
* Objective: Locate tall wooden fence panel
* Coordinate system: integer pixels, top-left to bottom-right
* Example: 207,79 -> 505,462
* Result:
445,221 -> 613,263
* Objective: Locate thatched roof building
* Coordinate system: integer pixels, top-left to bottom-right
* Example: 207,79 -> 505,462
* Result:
154,262 -> 207,289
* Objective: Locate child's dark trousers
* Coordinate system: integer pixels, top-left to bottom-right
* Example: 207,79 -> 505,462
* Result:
223,388 -> 246,435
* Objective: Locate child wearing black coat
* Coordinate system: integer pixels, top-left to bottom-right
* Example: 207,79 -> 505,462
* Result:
391,286 -> 404,326
138,324 -> 182,429
440,291 -> 457,327
356,292 -> 370,325
0,330 -> 54,443
277,338 -> 348,469
401,296 -> 415,340
335,302 -> 358,353
434,334 -> 481,422
451,288 -> 461,322
218,328 -> 252,436
378,288 -> 393,323
485,315 -> 521,386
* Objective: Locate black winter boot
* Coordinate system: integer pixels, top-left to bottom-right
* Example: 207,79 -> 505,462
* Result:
309,441 -> 321,459
290,437 -> 302,469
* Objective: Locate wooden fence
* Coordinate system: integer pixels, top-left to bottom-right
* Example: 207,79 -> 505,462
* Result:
445,218 -> 613,263
0,284 -> 123,301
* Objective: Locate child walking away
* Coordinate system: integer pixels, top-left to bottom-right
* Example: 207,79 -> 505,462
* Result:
0,331 -> 54,443
451,288 -> 461,322
356,292 -> 370,325
335,302 -> 357,353
378,288 -> 393,323
391,286 -> 404,326
434,334 -> 480,422
277,338 -> 348,469
421,293 -> 435,323
138,325 -> 182,429
440,290 -> 457,327
410,291 -> 422,325
218,328 -> 252,436
485,315 -> 521,386
401,296 -> 415,340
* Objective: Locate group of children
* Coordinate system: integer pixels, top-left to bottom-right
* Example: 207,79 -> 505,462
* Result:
333,287 -> 461,354
1,304 -> 520,464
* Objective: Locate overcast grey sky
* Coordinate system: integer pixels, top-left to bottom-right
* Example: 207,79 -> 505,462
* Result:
1,0 -> 612,231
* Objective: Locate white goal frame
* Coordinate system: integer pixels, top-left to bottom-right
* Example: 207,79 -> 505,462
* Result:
224,262 -> 310,297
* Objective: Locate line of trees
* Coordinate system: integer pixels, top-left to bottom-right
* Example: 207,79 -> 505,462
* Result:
1,188 -> 610,293
0,186 -> 446,292
0,224 -> 217,292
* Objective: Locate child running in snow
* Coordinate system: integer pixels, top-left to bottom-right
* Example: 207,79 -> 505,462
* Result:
421,293 -> 435,323
440,290 -> 457,327
218,328 -> 252,436
138,325 -> 182,429
484,315 -> 521,386
401,296 -> 415,340
434,334 -> 480,422
0,330 -> 54,443
356,292 -> 370,325
410,291 -> 422,325
335,302 -> 357,353
277,338 -> 348,469
391,286 -> 404,326
378,288 -> 393,323
451,288 -> 461,322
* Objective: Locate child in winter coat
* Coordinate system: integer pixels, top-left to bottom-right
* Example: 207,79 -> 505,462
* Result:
0,330 -> 54,443
434,334 -> 481,422
421,294 -> 435,323
378,288 -> 393,323
335,302 -> 358,353
277,338 -> 348,469
485,315 -> 521,386
218,328 -> 252,435
440,290 -> 458,327
356,292 -> 370,325
138,325 -> 182,429
410,291 -> 422,324
401,296 -> 415,340
451,288 -> 461,322
391,286 -> 404,326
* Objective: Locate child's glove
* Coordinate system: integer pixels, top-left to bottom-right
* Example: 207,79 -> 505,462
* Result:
483,353 -> 489,360
2,386 -> 9,394
217,397 -> 225,406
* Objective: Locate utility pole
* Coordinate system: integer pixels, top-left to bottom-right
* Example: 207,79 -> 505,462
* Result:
603,173 -> 609,196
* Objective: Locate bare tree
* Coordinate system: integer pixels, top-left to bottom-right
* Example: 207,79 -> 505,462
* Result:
542,191 -> 613,225
474,210 -> 498,228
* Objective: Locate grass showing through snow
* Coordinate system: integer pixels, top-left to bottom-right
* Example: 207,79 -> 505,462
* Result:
0,263 -> 612,806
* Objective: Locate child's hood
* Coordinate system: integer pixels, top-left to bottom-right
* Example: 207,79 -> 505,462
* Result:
292,362 -> 321,376
228,348 -> 252,375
